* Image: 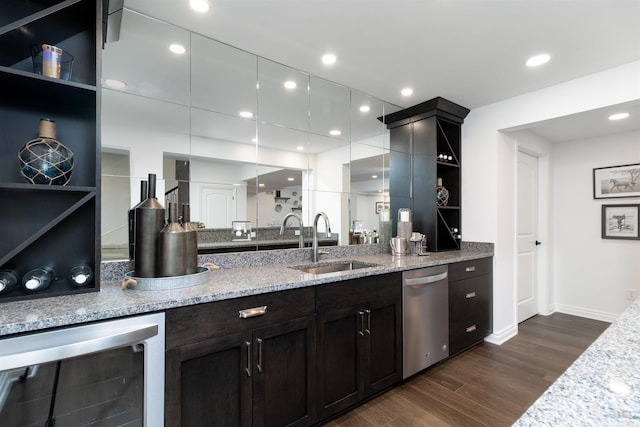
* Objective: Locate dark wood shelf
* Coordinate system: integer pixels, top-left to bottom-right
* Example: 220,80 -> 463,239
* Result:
0,182 -> 96,192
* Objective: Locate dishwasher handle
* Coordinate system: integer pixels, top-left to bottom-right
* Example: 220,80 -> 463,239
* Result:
403,271 -> 448,288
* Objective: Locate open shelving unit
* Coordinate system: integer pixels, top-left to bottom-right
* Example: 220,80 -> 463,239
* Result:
0,0 -> 101,302
385,97 -> 469,252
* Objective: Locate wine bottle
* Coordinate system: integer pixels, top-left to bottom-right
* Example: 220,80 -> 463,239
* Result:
0,270 -> 18,295
69,264 -> 93,287
22,267 -> 55,292
182,204 -> 198,275
134,173 -> 165,278
158,202 -> 186,277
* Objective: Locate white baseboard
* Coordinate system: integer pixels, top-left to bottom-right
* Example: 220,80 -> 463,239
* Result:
484,323 -> 518,345
554,304 -> 618,323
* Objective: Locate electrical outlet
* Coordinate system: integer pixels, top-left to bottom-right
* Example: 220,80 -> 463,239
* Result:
294,230 -> 300,236
626,289 -> 637,301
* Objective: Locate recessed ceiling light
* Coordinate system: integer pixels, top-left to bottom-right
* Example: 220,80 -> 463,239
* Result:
526,53 -> 551,67
329,129 -> 342,136
284,80 -> 297,89
251,137 -> 258,143
259,183 -> 265,187
104,78 -> 126,89
296,146 -> 304,151
371,175 -> 378,179
239,111 -> 253,118
359,105 -> 370,113
189,0 -> 209,12
288,177 -> 295,181
401,88 -> 413,96
169,43 -> 186,54
322,53 -> 337,65
608,112 -> 630,121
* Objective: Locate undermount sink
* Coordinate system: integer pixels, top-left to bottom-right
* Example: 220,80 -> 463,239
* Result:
292,261 -> 379,275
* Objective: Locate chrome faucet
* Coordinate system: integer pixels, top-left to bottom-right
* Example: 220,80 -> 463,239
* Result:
312,212 -> 332,263
280,212 -> 304,248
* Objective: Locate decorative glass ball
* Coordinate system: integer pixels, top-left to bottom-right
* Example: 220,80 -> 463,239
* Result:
18,137 -> 74,185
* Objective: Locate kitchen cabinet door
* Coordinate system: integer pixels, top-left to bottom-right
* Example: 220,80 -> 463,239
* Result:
316,305 -> 365,420
165,332 -> 252,427
365,299 -> 402,396
252,316 -> 316,427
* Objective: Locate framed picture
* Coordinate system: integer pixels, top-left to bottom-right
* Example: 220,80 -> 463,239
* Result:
593,163 -> 640,199
375,201 -> 390,214
602,204 -> 640,240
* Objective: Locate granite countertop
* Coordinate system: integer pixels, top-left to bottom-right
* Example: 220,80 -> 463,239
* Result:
514,298 -> 640,426
0,243 -> 492,337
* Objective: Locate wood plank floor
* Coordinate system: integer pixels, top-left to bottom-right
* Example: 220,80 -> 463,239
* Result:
324,313 -> 610,427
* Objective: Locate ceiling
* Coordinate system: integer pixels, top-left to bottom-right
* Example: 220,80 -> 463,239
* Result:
116,0 -> 640,152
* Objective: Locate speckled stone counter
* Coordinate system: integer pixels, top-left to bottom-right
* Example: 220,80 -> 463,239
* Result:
514,298 -> 640,426
0,242 -> 492,337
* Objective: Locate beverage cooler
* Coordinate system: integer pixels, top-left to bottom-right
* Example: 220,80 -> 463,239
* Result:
0,313 -> 165,426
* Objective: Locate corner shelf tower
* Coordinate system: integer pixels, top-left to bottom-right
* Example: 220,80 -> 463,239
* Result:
385,97 -> 469,252
0,0 -> 101,302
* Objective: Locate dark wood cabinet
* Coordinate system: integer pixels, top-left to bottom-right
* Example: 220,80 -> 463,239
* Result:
315,273 -> 402,420
165,287 -> 316,427
448,257 -> 493,355
0,0 -> 101,302
385,97 -> 469,251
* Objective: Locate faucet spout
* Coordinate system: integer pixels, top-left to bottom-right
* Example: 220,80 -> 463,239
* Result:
280,212 -> 304,248
312,212 -> 332,263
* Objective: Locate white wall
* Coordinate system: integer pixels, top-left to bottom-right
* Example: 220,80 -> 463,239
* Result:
463,60 -> 640,344
552,131 -> 640,320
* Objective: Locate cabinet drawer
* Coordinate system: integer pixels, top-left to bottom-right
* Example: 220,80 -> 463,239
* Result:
166,287 -> 315,349
448,257 -> 492,282
449,275 -> 491,317
449,315 -> 491,355
316,273 -> 402,312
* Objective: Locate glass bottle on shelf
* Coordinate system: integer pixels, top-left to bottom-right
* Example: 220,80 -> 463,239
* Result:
22,267 -> 55,292
69,264 -> 93,287
436,177 -> 449,206
0,270 -> 18,295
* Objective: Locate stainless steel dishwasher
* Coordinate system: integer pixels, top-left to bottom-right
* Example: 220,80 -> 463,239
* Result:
403,265 -> 449,378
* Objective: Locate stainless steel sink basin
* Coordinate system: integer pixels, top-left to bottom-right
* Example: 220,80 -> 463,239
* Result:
292,261 -> 379,275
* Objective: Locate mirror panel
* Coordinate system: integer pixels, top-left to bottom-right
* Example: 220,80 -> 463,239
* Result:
191,34 -> 257,117
102,9 -> 190,105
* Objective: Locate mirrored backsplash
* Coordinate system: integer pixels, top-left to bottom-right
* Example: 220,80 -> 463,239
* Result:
101,8 -> 400,260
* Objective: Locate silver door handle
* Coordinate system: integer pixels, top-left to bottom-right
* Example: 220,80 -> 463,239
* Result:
466,324 -> 477,333
239,306 -> 267,318
465,291 -> 476,299
364,309 -> 371,335
465,266 -> 476,272
358,311 -> 365,336
245,341 -> 251,377
256,338 -> 263,373
404,271 -> 448,287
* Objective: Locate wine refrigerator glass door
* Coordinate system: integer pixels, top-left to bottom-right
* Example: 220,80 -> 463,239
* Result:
0,313 -> 165,427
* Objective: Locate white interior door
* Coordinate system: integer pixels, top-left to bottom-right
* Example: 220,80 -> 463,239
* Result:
517,151 -> 539,323
200,185 -> 235,228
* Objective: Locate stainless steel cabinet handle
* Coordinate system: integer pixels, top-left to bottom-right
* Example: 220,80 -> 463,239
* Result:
465,291 -> 477,299
256,338 -> 263,373
466,324 -> 477,333
465,266 -> 476,272
365,309 -> 371,335
245,341 -> 251,377
239,306 -> 267,318
358,311 -> 365,336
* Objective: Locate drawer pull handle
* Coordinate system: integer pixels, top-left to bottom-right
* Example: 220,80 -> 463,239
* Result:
239,306 -> 268,318
466,324 -> 477,333
465,266 -> 476,272
256,338 -> 264,373
245,341 -> 251,377
465,291 -> 476,299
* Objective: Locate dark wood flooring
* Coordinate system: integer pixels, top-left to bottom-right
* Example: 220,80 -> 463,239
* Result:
325,313 -> 610,427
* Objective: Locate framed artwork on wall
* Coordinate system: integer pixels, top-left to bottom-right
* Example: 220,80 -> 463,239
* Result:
375,201 -> 390,214
593,163 -> 640,199
601,204 -> 640,240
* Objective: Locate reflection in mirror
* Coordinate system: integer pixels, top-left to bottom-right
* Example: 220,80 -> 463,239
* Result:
100,8 -> 400,260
